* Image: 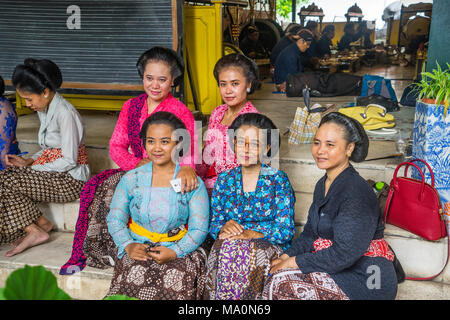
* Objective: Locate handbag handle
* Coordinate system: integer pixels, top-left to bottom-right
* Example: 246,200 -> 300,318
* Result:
392,161 -> 426,201
360,104 -> 387,119
403,158 -> 435,188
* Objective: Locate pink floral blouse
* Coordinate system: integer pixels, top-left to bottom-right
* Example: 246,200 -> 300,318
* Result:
109,93 -> 198,171
196,101 -> 259,191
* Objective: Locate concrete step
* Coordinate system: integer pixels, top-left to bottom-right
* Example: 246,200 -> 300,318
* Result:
39,201 -> 80,232
284,161 -> 397,225
280,158 -> 397,195
0,231 -> 448,300
278,137 -> 401,225
0,232 -> 112,300
278,139 -> 400,193
396,280 -> 450,300
384,225 -> 450,285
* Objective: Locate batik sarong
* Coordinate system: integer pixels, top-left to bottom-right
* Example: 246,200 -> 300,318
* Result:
0,167 -> 84,243
204,238 -> 283,300
82,171 -> 126,268
261,268 -> 349,300
107,246 -> 208,300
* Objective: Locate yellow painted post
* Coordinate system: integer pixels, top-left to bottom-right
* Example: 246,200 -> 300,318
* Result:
15,92 -> 33,116
183,1 -> 224,115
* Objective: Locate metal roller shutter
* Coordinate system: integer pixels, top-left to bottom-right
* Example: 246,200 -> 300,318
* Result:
0,0 -> 178,86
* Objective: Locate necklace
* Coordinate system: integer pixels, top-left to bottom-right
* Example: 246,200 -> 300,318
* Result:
222,104 -> 246,125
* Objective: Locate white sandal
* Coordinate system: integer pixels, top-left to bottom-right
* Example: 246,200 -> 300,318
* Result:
366,128 -> 398,135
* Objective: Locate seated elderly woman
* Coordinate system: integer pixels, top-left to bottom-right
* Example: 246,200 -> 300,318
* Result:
0,75 -> 20,170
106,111 -> 209,300
262,112 -> 398,300
204,113 -> 296,300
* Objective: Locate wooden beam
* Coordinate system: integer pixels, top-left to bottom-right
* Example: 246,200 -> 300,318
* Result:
172,0 -> 178,50
4,79 -> 143,91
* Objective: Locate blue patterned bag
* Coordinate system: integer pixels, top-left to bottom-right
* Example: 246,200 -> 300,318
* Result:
360,74 -> 398,102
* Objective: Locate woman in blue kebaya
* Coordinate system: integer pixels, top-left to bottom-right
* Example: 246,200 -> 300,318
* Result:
0,75 -> 20,170
204,113 -> 296,300
106,111 -> 209,300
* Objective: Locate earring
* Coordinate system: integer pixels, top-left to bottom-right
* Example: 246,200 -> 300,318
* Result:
246,87 -> 251,93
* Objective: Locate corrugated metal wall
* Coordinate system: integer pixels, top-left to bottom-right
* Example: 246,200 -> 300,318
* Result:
427,0 -> 449,72
0,0 -> 175,85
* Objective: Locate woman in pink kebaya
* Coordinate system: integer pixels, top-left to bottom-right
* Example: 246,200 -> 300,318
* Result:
61,47 -> 199,275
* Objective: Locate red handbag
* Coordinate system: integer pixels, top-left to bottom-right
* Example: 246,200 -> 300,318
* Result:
384,159 -> 449,280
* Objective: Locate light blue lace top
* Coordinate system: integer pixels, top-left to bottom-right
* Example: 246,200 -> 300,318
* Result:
107,162 -> 210,259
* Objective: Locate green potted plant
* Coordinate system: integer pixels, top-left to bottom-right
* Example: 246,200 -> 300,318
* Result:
411,61 -> 449,221
414,62 -> 449,116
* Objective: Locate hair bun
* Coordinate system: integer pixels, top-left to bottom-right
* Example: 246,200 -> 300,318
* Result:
213,53 -> 260,94
24,58 -> 38,68
12,58 -> 63,93
136,46 -> 184,86
348,117 -> 369,162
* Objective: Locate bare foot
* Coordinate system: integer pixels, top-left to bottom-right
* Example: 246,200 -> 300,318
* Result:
5,224 -> 49,257
11,235 -> 26,248
11,217 -> 53,248
35,216 -> 54,233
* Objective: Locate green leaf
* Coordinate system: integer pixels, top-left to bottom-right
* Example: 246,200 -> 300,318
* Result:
435,87 -> 445,104
3,265 -> 71,300
419,61 -> 450,110
276,0 -> 310,19
422,72 -> 437,80
0,288 -> 5,300
103,294 -> 139,300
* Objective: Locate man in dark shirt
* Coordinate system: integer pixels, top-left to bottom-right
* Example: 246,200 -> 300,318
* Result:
240,25 -> 268,59
338,22 -> 362,51
274,29 -> 314,92
270,24 -> 302,65
357,21 -> 374,49
317,25 -> 335,58
303,21 -> 320,59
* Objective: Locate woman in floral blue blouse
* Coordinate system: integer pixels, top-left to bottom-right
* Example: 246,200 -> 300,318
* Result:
204,113 -> 296,300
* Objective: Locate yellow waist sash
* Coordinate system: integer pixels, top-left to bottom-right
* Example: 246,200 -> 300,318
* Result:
128,219 -> 187,243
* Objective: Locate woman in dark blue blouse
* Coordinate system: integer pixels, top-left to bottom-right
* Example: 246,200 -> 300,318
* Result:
204,113 -> 296,300
262,112 -> 398,300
